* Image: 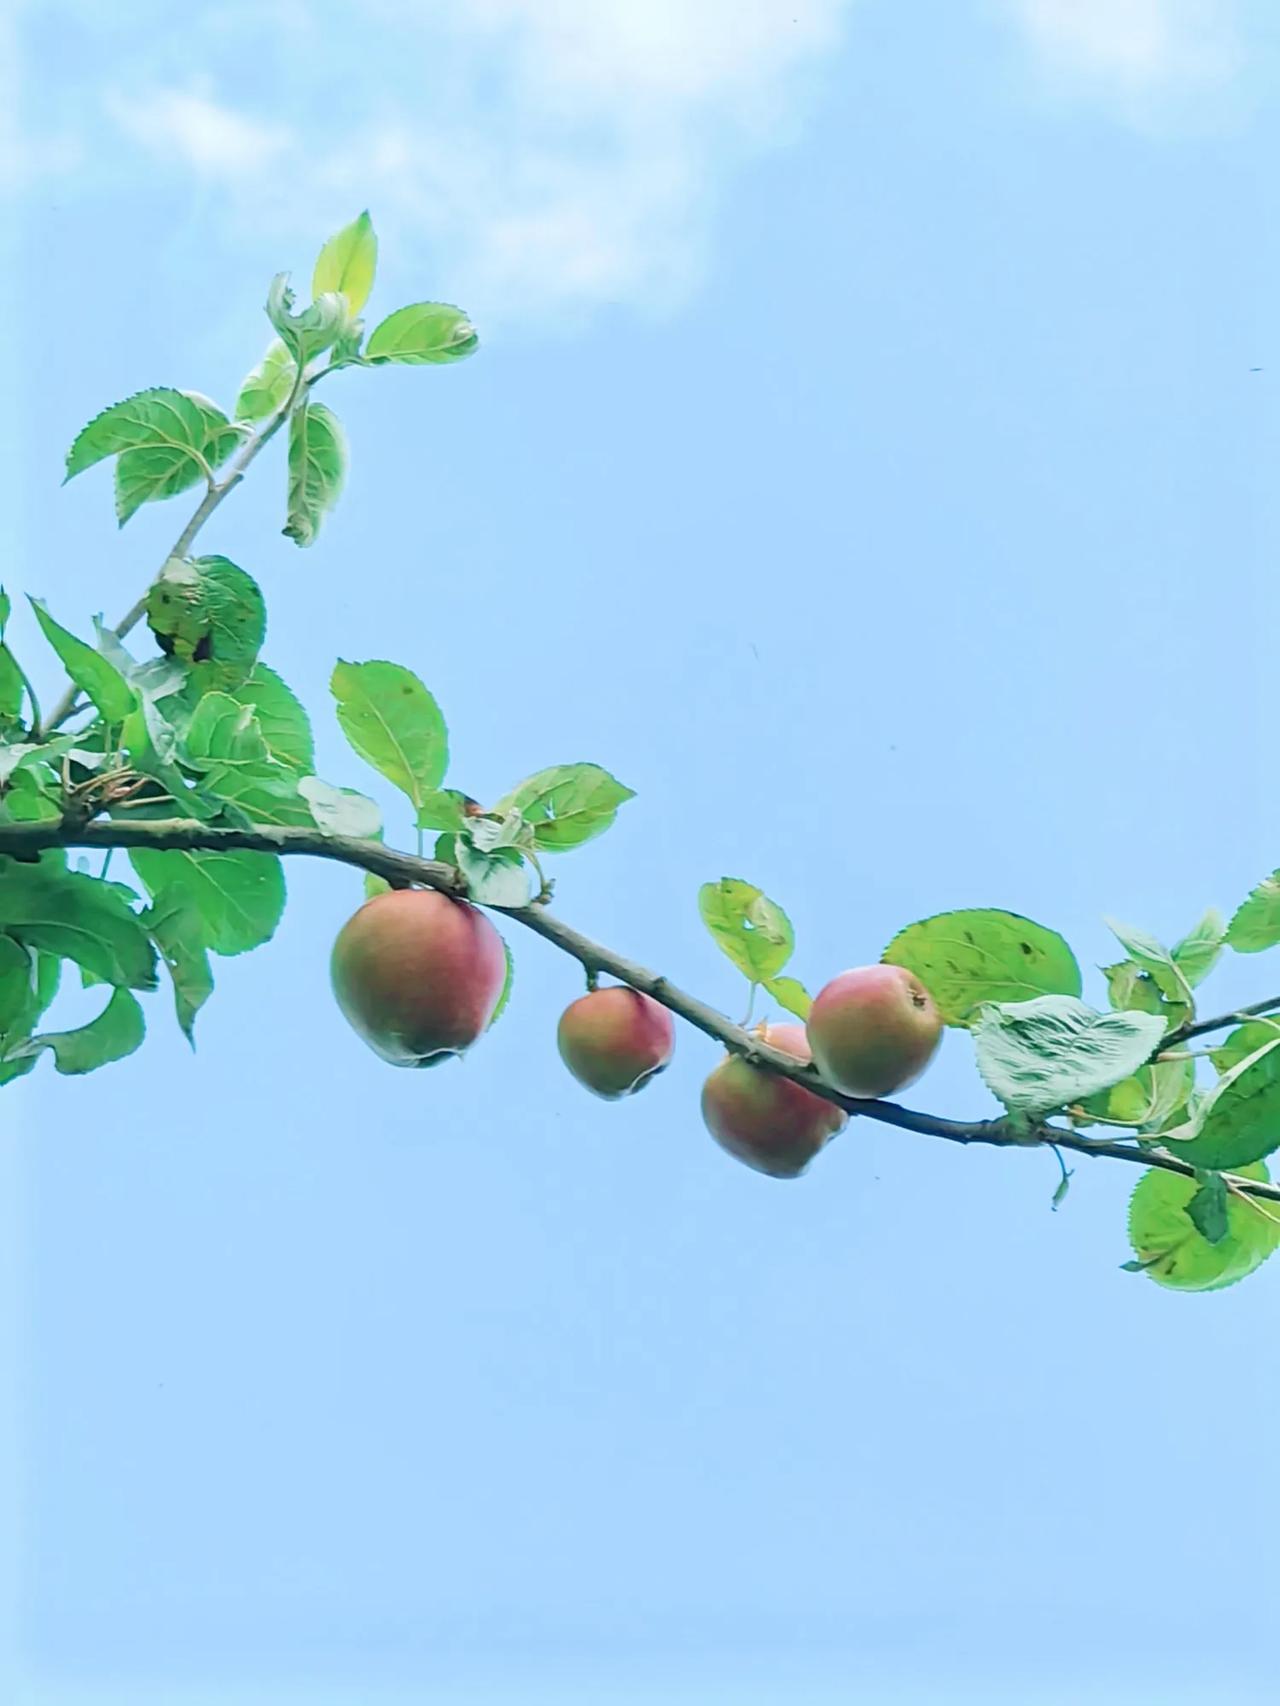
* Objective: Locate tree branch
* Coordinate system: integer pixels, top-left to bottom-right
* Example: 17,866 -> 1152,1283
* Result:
1164,995 -> 1280,1048
3,814 -> 1278,1205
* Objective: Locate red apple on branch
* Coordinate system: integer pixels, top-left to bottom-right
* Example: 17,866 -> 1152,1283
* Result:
700,1022 -> 847,1179
806,965 -> 941,1098
557,985 -> 676,1099
331,888 -> 507,1067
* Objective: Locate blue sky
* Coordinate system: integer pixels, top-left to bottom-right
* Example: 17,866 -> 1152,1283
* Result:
3,1 -> 1279,1701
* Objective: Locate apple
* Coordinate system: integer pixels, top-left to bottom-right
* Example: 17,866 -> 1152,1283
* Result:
806,964 -> 941,1098
557,985 -> 675,1099
331,887 -> 507,1067
700,1022 -> 847,1179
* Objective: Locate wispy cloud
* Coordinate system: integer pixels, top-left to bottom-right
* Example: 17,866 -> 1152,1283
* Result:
81,0 -> 853,328
1001,0 -> 1242,100
8,0 -> 1254,327
104,83 -> 293,180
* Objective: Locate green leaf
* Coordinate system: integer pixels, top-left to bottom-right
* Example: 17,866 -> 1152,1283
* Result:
298,776 -> 381,838
1160,1036 -> 1280,1170
183,692 -> 268,769
235,339 -> 297,422
1171,908 -> 1226,988
0,936 -> 35,1032
1126,1161 -> 1280,1291
0,944 -> 60,1062
467,810 -> 531,855
0,589 -> 9,632
365,302 -> 478,365
197,765 -> 314,828
0,767 -> 63,826
455,840 -> 530,907
489,935 -> 514,1029
10,987 -> 144,1076
112,392 -> 243,526
415,789 -> 470,832
312,210 -> 378,316
494,763 -> 634,852
0,644 -> 24,726
146,555 -> 266,686
0,863 -> 156,989
762,975 -> 812,1021
127,847 -> 285,957
283,401 -> 347,547
64,387 -> 208,483
698,879 -> 795,985
1226,870 -> 1280,953
972,996 -> 1167,1117
266,274 -> 349,366
1104,919 -> 1193,1009
364,872 -> 391,900
29,599 -> 136,723
1186,1173 -> 1230,1245
1078,1055 -> 1195,1132
329,659 -> 448,809
1209,1019 -> 1280,1076
222,665 -> 313,774
1101,959 -> 1190,1033
882,910 -> 1081,1027
0,742 -> 45,786
144,892 -> 214,1045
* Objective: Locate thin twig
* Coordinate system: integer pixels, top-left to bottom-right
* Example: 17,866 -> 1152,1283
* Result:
37,357 -> 321,737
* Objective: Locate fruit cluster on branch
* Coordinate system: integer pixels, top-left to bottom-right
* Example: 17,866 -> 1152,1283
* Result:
5,213 -> 1280,1297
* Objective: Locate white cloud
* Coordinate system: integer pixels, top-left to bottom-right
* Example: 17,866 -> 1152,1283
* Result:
104,83 -> 294,180
1002,0 -> 1241,96
84,0 -> 852,328
8,0 -> 1253,326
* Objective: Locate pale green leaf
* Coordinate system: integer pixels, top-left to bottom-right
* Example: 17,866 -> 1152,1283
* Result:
235,339 -> 297,422
1127,1161 -> 1280,1291
1226,871 -> 1280,953
183,692 -> 268,769
456,840 -> 530,907
128,846 -> 285,957
298,776 -> 381,838
365,302 -> 478,365
494,763 -> 634,852
1171,907 -> 1226,988
0,863 -> 156,989
883,909 -> 1080,1026
146,554 -> 266,687
698,879 -> 794,984
29,599 -> 136,723
283,401 -> 347,547
329,659 -> 448,809
763,975 -> 812,1021
312,210 -> 378,315
10,987 -> 144,1075
265,273 -> 349,365
144,892 -> 214,1045
1161,1036 -> 1280,1169
973,995 -> 1166,1116
64,387 -> 207,481
1104,919 -> 1193,1009
222,665 -> 313,774
489,935 -> 514,1029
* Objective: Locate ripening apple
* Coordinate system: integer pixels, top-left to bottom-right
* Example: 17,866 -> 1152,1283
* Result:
806,964 -> 941,1098
700,1022 -> 847,1179
331,887 -> 507,1067
557,985 -> 676,1099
